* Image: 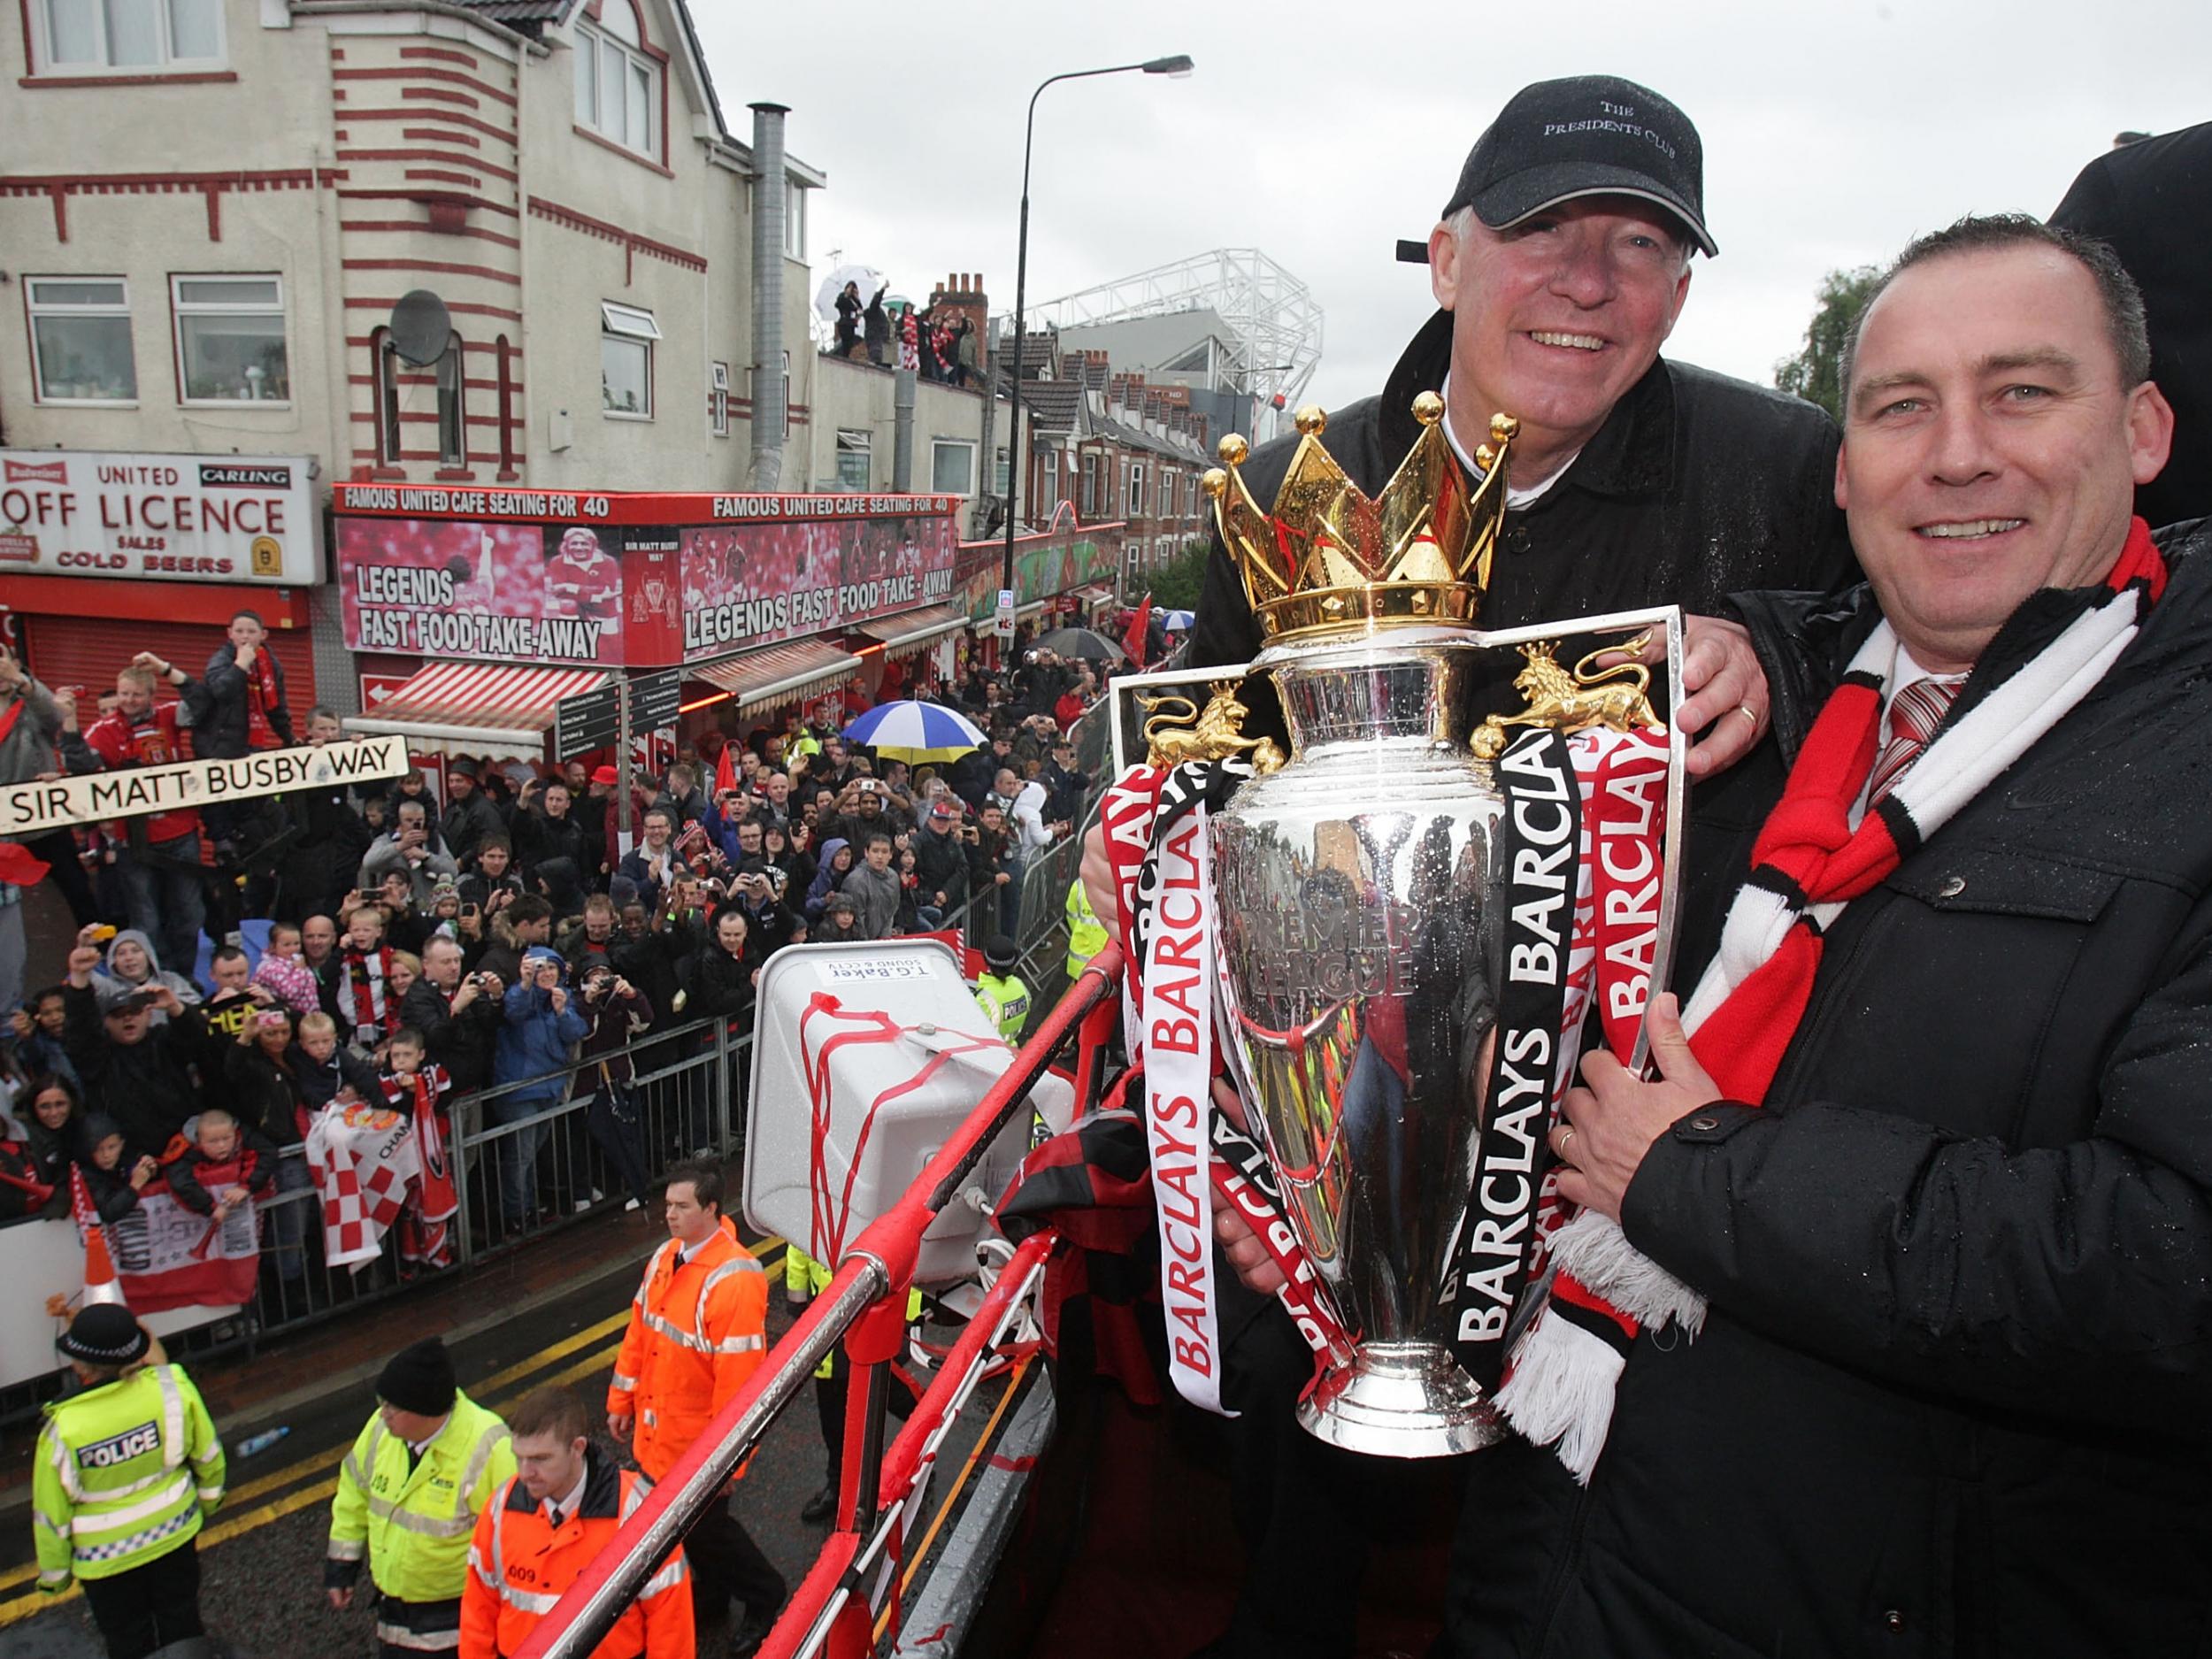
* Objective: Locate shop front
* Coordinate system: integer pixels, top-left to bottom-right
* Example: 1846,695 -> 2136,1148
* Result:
0,449 -> 322,720
329,484 -> 964,771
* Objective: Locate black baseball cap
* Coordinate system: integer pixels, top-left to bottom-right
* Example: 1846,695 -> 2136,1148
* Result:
1425,75 -> 1717,259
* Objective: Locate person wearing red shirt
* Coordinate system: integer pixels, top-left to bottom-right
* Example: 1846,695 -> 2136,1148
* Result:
83,659 -> 207,978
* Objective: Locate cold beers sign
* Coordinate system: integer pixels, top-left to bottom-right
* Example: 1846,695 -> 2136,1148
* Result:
0,450 -> 319,584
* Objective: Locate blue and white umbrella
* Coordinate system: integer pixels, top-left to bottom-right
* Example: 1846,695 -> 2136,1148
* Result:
840,699 -> 988,764
1162,609 -> 1196,630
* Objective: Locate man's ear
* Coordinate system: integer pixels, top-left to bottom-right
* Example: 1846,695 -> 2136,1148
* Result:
1429,221 -> 1462,311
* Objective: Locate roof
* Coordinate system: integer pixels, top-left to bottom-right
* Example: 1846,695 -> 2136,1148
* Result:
445,0 -> 566,30
1019,380 -> 1086,434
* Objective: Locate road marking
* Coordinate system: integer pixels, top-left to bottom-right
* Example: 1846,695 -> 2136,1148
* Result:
0,1235 -> 790,1626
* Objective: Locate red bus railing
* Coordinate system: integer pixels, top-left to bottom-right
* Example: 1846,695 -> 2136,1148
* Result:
518,943 -> 1125,1659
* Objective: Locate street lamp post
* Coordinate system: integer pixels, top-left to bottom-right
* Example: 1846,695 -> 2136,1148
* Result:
1002,54 -> 1194,618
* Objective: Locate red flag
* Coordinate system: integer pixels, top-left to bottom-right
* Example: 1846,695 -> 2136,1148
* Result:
714,737 -> 737,796
1122,594 -> 1155,669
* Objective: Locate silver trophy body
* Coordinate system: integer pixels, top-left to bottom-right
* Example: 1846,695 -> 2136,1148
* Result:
1212,626 -> 1507,1458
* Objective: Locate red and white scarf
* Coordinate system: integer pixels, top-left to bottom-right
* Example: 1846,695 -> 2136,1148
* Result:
244,649 -> 284,750
1495,522 -> 2168,1480
342,945 -> 398,1047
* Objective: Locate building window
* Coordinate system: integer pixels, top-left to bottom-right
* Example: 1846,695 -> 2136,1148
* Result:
1041,449 -> 1059,511
1158,468 -> 1176,518
26,277 -> 135,403
173,274 -> 288,403
1080,453 -> 1102,518
601,300 -> 658,418
436,332 -> 465,465
1126,463 -> 1146,518
372,326 -> 400,464
710,361 -> 731,438
995,447 -> 1010,495
744,349 -> 792,442
36,0 -> 224,73
785,186 -> 807,261
573,0 -> 659,160
495,334 -> 517,474
836,428 -> 872,491
931,440 -> 977,495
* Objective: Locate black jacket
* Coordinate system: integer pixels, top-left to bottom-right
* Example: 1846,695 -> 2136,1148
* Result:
400,977 -> 500,1094
912,820 -> 969,914
199,642 -> 293,757
2051,122 -> 2212,530
1187,310 -> 1859,733
224,1041 -> 313,1145
441,789 -> 507,867
1449,521 -> 2212,1659
61,986 -> 203,1156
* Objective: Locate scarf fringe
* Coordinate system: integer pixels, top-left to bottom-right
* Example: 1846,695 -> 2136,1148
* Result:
1495,1312 -> 1624,1483
1550,1211 -> 1708,1333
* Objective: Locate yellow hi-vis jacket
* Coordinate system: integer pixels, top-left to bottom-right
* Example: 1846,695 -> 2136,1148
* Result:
786,1247 -> 923,1379
34,1363 -> 224,1592
1065,877 -> 1109,978
328,1390 -> 516,1604
976,971 -> 1030,1041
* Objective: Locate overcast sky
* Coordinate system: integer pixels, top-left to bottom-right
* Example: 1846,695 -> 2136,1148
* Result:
695,0 -> 2208,416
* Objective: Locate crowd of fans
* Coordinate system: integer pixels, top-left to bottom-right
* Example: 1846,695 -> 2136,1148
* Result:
0,617 -> 1103,1298
827,280 -> 981,387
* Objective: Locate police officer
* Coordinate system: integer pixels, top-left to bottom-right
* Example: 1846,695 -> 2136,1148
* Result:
607,1161 -> 784,1651
326,1336 -> 517,1657
974,935 -> 1030,1041
460,1384 -> 692,1659
34,1303 -> 225,1659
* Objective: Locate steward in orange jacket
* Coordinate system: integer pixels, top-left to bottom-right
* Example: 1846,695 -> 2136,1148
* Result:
605,1163 -> 784,1640
461,1440 -> 689,1659
605,1212 -> 767,1481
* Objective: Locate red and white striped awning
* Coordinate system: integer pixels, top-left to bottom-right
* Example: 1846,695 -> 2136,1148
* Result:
344,662 -> 609,761
852,603 -> 971,656
689,639 -> 858,716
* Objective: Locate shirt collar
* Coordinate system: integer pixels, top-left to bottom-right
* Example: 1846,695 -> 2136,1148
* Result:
543,1463 -> 589,1525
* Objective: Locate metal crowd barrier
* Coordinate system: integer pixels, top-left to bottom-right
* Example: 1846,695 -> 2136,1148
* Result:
515,943 -> 1126,1659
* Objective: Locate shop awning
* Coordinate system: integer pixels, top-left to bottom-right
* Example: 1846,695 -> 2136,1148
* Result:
343,662 -> 610,762
1014,597 -> 1052,621
690,638 -> 859,716
853,603 -> 970,654
1070,584 -> 1118,609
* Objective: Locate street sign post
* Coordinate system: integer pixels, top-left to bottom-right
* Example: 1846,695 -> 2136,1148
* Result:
626,668 -> 682,737
995,588 -> 1016,641
553,682 -> 621,761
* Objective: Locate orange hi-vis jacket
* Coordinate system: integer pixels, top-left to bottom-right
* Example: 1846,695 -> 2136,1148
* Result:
460,1445 -> 689,1659
606,1221 -> 768,1481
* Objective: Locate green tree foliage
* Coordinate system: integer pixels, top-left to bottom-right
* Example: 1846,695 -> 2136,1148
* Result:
1139,540 -> 1212,612
1774,264 -> 1884,422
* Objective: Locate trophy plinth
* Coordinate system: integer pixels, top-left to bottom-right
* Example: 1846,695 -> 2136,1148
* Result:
1300,1340 -> 1502,1458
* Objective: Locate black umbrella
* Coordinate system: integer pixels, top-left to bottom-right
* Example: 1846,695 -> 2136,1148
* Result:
1033,626 -> 1126,663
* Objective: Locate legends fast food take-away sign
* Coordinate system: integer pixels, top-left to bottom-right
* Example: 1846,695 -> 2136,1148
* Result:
0,737 -> 406,834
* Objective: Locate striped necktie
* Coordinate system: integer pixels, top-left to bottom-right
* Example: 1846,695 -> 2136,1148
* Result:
1867,674 -> 1966,805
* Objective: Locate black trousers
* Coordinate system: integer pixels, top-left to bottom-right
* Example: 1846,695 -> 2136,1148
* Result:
375,1590 -> 461,1657
78,1538 -> 203,1659
684,1494 -> 786,1625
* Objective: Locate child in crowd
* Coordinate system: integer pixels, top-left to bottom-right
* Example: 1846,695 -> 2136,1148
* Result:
165,1106 -> 278,1222
334,903 -> 401,1053
10,987 -> 80,1090
378,1027 -> 456,1270
77,1112 -> 157,1223
293,1011 -> 380,1111
251,921 -> 322,1018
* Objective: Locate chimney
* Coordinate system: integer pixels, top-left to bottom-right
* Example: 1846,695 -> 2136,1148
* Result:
747,102 -> 790,491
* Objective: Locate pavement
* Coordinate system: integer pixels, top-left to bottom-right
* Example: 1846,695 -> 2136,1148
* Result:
0,1201 -> 1020,1659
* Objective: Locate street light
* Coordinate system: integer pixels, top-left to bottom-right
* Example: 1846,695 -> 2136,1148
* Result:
1002,54 -> 1195,610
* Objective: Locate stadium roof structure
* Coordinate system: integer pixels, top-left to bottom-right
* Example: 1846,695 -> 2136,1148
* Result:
1022,248 -> 1323,418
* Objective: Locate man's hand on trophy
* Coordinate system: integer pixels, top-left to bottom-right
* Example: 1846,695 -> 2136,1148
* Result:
1210,1078 -> 1288,1295
1551,994 -> 1723,1223
1607,615 -> 1770,779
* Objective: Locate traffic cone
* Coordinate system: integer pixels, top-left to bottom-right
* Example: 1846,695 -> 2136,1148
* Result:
81,1218 -> 127,1308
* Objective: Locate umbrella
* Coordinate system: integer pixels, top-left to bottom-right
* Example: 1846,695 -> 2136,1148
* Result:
841,699 -> 988,764
813,264 -> 887,327
1161,609 -> 1195,630
1033,626 -> 1126,664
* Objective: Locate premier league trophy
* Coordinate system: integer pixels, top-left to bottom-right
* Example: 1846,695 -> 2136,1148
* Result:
1190,395 -> 1678,1458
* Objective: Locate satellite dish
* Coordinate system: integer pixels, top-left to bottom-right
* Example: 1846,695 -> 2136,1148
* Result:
388,289 -> 453,367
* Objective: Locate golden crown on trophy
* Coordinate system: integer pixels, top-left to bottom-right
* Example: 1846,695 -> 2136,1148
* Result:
1202,392 -> 1517,641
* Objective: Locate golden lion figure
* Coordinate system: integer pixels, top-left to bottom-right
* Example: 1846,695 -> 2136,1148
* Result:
1471,633 -> 1666,760
1137,681 -> 1287,773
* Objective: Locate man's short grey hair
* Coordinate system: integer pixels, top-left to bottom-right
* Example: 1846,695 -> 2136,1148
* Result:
1839,212 -> 2151,403
1442,201 -> 1692,268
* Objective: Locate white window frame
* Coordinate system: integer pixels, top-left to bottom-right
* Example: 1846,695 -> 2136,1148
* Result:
436,332 -> 465,465
1126,462 -> 1146,519
601,301 -> 658,420
26,276 -> 136,405
1040,449 -> 1059,510
836,428 -> 872,492
33,0 -> 227,75
785,186 -> 808,261
710,361 -> 731,438
930,439 -> 978,496
171,274 -> 289,407
572,4 -> 660,162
